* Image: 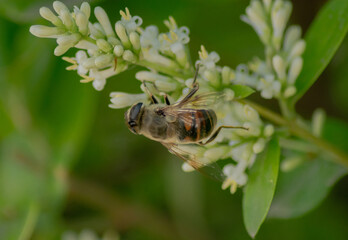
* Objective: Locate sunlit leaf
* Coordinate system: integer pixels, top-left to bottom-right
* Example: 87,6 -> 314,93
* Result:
243,137 -> 280,238
293,0 -> 348,103
228,84 -> 255,99
269,117 -> 348,219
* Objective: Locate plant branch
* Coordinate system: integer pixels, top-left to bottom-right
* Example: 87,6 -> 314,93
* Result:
241,99 -> 348,168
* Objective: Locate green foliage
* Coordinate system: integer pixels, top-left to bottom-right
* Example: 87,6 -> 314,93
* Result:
293,0 -> 348,103
1,0 -> 348,239
228,85 -> 255,99
243,137 -> 280,238
269,118 -> 348,219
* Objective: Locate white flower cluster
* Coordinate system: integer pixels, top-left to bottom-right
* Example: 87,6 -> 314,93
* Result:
240,0 -> 305,99
62,229 -> 119,240
30,1 -> 192,91
30,1 -> 279,194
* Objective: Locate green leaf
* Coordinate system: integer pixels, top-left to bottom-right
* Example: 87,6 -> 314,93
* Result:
243,137 -> 280,238
228,84 -> 255,99
269,117 -> 348,219
293,0 -> 348,103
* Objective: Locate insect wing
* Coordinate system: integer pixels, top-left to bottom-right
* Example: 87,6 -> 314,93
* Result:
161,142 -> 226,182
175,91 -> 224,108
159,92 -> 222,125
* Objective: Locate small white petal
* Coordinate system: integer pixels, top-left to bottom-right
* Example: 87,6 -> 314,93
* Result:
288,40 -> 306,61
129,32 -> 141,51
283,86 -> 297,98
115,21 -> 131,48
284,25 -> 302,52
39,7 -> 62,26
263,124 -> 274,137
29,25 -> 65,38
80,2 -> 91,19
288,57 -> 303,85
92,77 -> 106,91
311,108 -> 326,137
94,7 -> 115,37
96,39 -> 113,52
272,55 -> 286,80
113,45 -> 124,57
122,50 -> 136,62
95,54 -> 114,68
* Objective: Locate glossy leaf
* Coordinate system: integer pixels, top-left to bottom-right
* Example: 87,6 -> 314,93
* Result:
229,84 -> 255,99
293,0 -> 348,103
269,117 -> 348,219
243,137 -> 280,238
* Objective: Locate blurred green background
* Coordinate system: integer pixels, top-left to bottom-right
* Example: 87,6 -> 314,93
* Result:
1,0 -> 348,239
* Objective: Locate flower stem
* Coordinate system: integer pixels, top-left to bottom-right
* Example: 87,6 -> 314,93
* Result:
241,99 -> 348,168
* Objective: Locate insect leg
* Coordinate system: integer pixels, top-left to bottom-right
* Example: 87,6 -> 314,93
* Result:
142,82 -> 158,104
192,63 -> 200,86
199,125 -> 249,145
177,65 -> 201,106
164,94 -> 171,105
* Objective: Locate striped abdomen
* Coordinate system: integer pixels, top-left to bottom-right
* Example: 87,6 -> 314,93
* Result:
177,109 -> 216,143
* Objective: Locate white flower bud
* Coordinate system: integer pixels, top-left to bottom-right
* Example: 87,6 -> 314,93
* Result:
283,86 -> 297,98
253,138 -> 266,153
95,54 -> 114,68
142,50 -> 178,69
171,42 -> 187,67
75,40 -> 99,50
122,50 -> 136,62
54,44 -> 71,56
82,57 -> 96,69
312,108 -> 326,137
245,3 -> 269,44
155,79 -> 177,92
88,23 -> 105,39
284,25 -> 302,52
222,66 -> 232,85
136,71 -> 159,82
243,104 -> 260,122
288,40 -> 306,61
182,162 -> 195,172
76,11 -> 88,35
80,2 -> 91,19
271,1 -> 292,50
39,7 -> 62,26
272,55 -> 286,80
92,78 -> 106,91
204,146 -> 229,161
113,45 -> 124,57
108,36 -> 121,46
242,122 -> 261,136
94,7 -> 115,37
29,25 -> 65,38
288,57 -> 303,85
109,92 -> 146,109
224,88 -> 235,101
263,124 -> 274,137
53,1 -> 69,15
57,33 -> 81,47
115,22 -> 131,48
96,39 -> 113,52
60,9 -> 75,31
129,32 -> 141,51
204,70 -> 220,88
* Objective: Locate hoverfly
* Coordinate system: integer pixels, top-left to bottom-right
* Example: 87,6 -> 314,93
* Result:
124,65 -> 247,181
